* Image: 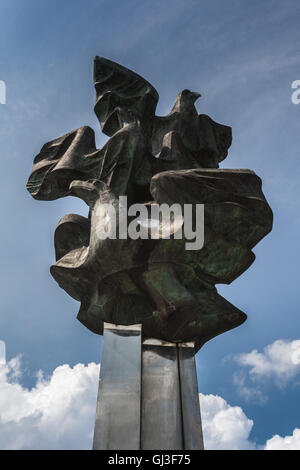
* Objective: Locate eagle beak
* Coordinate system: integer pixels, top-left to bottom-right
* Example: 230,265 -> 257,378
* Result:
192,92 -> 201,102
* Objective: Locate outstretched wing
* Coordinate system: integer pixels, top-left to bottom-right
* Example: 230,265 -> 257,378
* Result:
26,126 -> 103,200
94,56 -> 159,136
198,114 -> 232,164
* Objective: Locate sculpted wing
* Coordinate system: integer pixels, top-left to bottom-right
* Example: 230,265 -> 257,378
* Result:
94,56 -> 159,136
198,114 -> 232,164
26,126 -> 103,201
27,59 -> 159,203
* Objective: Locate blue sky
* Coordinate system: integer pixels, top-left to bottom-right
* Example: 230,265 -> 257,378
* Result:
0,0 -> 300,449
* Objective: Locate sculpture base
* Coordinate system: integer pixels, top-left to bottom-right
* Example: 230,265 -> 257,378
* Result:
93,323 -> 204,450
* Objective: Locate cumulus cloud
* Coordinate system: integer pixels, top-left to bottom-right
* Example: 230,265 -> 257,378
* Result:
235,339 -> 300,387
0,355 -> 299,450
200,393 -> 255,450
265,429 -> 300,450
0,357 -> 99,449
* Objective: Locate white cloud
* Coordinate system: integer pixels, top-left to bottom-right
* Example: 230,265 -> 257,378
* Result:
0,355 -> 299,450
233,372 -> 268,405
0,341 -> 5,363
200,393 -> 255,450
235,339 -> 300,387
265,429 -> 300,450
0,357 -> 99,449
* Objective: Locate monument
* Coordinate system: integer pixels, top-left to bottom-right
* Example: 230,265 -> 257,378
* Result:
27,57 -> 273,450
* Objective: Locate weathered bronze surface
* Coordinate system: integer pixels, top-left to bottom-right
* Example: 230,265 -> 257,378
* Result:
27,57 -> 273,350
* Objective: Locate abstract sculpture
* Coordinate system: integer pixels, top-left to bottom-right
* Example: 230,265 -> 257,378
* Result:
27,57 -> 273,449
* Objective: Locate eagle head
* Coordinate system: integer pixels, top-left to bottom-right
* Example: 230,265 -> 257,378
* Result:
171,89 -> 201,113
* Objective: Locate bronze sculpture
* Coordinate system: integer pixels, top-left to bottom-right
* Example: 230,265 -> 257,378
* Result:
27,57 -> 273,450
27,56 -> 272,350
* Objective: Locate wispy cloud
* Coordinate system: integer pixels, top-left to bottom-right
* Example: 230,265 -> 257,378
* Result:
233,371 -> 268,404
234,339 -> 300,388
